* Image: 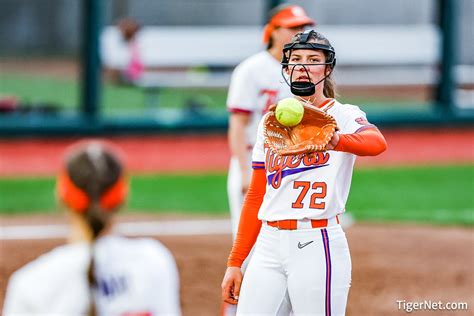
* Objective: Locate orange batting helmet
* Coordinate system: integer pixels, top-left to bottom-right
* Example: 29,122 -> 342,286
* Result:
262,5 -> 315,44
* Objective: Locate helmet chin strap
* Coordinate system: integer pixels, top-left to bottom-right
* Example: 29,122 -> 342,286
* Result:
282,64 -> 332,97
290,81 -> 315,96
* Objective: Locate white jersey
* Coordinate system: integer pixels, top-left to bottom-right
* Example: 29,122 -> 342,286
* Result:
252,99 -> 372,221
3,235 -> 181,316
227,50 -> 292,147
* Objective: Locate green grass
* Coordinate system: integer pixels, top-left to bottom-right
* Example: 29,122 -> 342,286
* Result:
0,173 -> 228,215
0,74 -> 79,109
130,173 -> 228,214
348,165 -> 474,224
0,165 -> 472,225
1,73 -> 433,118
0,73 -> 227,116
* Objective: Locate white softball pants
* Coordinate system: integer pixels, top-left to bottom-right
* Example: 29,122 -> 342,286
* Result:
227,157 -> 292,316
237,223 -> 352,316
227,156 -> 252,238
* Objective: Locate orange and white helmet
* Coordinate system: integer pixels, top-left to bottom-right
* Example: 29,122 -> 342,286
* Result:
262,5 -> 315,44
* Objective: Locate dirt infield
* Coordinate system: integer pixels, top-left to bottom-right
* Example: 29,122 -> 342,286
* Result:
1,127 -> 473,315
1,218 -> 472,315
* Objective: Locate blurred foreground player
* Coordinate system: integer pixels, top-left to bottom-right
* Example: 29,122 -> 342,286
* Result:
3,141 -> 181,316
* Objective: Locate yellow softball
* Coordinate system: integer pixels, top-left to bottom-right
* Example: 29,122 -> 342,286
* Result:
275,98 -> 304,127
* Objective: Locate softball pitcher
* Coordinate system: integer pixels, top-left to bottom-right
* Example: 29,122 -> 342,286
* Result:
227,4 -> 315,238
3,141 -> 181,316
222,30 -> 387,315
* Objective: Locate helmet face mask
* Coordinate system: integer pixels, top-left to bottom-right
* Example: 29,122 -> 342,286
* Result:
281,30 -> 336,96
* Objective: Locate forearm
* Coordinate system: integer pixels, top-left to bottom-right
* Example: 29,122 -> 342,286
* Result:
335,127 -> 387,156
229,134 -> 250,174
227,169 -> 266,267
228,114 -> 251,173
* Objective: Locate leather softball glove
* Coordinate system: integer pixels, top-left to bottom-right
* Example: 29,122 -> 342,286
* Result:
263,103 -> 338,156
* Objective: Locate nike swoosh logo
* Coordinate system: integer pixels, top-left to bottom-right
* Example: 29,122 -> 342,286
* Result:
298,241 -> 314,249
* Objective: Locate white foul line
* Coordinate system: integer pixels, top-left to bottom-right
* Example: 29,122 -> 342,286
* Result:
0,219 -> 232,240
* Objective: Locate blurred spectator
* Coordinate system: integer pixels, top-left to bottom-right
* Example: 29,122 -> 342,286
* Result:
103,18 -> 144,84
0,95 -> 19,113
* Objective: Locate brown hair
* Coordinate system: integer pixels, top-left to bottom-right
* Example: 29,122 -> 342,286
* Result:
117,18 -> 140,42
64,142 -> 124,316
291,31 -> 337,98
267,33 -> 275,50
323,76 -> 336,98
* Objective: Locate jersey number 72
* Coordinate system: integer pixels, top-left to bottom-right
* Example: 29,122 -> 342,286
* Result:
292,181 -> 327,209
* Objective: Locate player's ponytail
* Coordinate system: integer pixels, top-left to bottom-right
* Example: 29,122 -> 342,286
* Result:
84,202 -> 108,316
323,76 -> 336,98
58,142 -> 126,316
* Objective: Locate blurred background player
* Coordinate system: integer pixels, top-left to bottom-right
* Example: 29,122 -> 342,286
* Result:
3,141 -> 181,316
226,3 -> 315,238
